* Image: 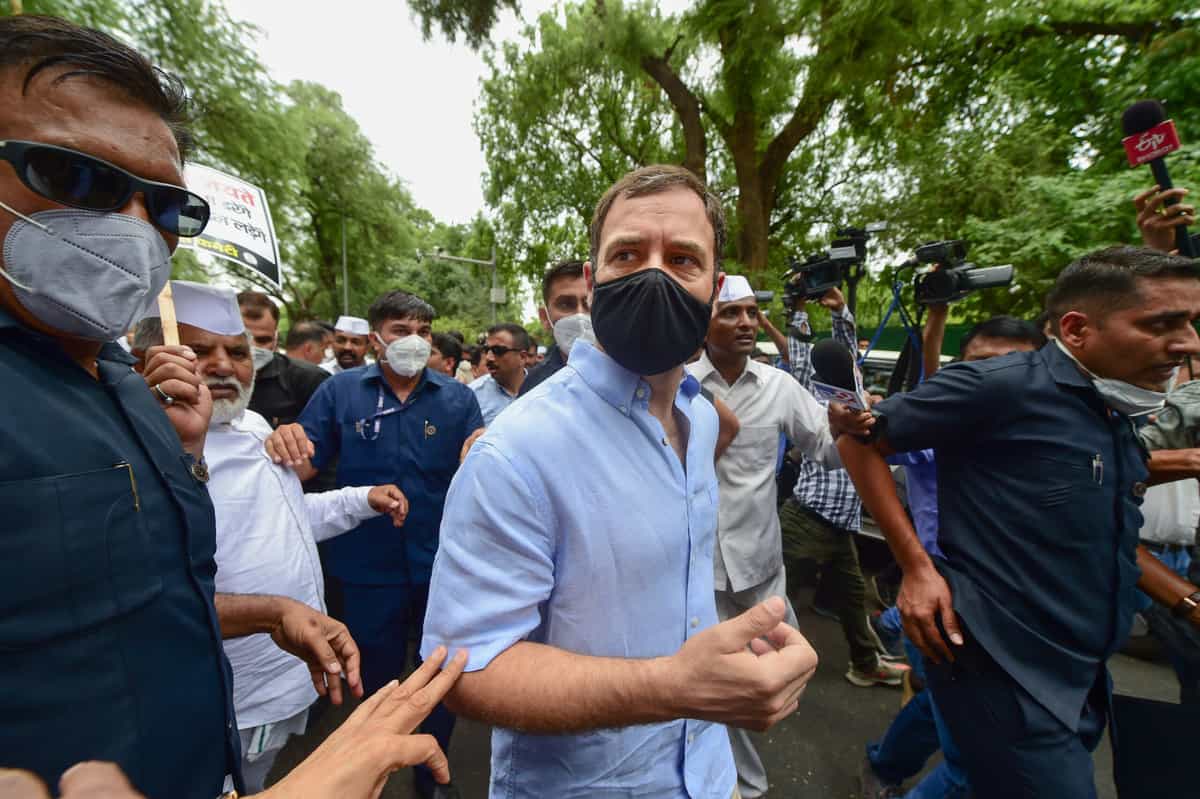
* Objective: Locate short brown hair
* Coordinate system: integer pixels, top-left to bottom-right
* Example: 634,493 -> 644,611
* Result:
237,291 -> 279,322
589,164 -> 726,271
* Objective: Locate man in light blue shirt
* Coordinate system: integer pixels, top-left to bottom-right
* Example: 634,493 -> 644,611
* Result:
469,322 -> 530,424
422,165 -> 819,798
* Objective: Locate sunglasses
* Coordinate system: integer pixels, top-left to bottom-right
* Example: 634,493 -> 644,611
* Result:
0,140 -> 210,237
485,345 -> 524,358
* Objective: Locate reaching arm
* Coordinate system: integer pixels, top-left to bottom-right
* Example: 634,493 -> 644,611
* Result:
1146,450 -> 1200,485
711,395 -> 741,460
759,311 -> 790,366
1136,546 -> 1200,628
922,304 -> 950,379
838,434 -> 963,663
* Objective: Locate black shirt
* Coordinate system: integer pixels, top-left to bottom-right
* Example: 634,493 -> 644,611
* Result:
249,352 -> 330,428
875,343 -> 1146,731
0,308 -> 239,797
518,345 -> 566,397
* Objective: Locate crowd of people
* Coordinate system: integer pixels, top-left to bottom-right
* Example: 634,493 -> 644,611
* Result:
3,13 -> 1200,799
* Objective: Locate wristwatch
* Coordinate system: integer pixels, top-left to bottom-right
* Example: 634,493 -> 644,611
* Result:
1172,590 -> 1200,619
185,453 -> 210,484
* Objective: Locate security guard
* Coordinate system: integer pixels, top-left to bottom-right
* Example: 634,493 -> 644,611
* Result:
839,246 -> 1200,798
0,17 -> 362,797
267,289 -> 483,799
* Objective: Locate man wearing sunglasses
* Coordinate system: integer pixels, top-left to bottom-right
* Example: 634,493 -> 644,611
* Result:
0,16 -> 382,799
469,322 -> 531,425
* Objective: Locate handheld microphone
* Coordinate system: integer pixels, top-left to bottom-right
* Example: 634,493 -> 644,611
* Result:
1121,100 -> 1196,258
811,338 -> 858,390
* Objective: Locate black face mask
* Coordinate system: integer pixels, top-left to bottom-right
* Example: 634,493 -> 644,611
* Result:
591,268 -> 714,376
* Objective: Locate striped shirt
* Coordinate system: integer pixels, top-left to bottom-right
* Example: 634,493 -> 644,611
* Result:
788,307 -> 864,531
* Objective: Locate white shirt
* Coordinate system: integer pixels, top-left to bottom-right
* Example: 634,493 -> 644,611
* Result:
206,410 -> 379,728
688,353 -> 841,591
320,359 -> 342,375
1139,479 -> 1200,546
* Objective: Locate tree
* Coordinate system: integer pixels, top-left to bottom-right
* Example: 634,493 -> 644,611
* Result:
470,0 -> 1199,309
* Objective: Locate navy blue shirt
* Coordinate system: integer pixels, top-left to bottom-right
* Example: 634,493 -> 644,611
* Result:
300,364 -> 484,585
875,343 -> 1146,730
0,309 -> 239,797
518,344 -> 566,397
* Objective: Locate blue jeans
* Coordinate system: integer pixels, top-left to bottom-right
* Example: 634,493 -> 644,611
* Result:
867,611 -> 970,799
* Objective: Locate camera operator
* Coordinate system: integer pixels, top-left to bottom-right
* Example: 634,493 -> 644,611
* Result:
839,246 -> 1200,799
780,286 -> 911,689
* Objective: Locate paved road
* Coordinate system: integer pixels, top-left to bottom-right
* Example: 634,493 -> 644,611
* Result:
271,585 -> 1177,798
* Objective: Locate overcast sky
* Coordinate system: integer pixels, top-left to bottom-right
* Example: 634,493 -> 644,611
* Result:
223,0 -> 558,226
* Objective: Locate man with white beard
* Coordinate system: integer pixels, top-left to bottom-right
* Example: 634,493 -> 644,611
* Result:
132,281 -> 410,791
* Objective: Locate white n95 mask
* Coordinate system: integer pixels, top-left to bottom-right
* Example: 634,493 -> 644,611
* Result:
379,333 -> 431,377
552,312 -> 595,356
0,205 -> 171,341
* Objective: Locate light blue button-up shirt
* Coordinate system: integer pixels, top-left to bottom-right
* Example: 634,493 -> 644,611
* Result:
422,341 -> 735,799
468,372 -> 520,425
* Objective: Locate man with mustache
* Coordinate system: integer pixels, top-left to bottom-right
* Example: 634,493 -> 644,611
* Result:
322,315 -> 371,374
132,281 -> 413,792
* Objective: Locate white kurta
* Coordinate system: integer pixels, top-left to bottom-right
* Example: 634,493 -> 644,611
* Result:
206,410 -> 378,728
687,354 -> 841,592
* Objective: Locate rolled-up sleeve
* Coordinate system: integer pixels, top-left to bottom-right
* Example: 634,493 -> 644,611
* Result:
875,362 -> 997,453
420,439 -> 555,672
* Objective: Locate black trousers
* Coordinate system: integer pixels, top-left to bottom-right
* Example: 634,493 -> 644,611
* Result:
926,633 -> 1106,799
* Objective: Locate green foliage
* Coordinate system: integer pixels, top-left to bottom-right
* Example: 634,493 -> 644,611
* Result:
4,0 -> 527,330
472,0 -> 1200,330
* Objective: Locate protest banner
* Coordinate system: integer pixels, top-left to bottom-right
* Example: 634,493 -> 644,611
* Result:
178,164 -> 281,288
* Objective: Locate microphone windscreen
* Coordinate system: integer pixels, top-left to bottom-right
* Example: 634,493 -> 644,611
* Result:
811,338 -> 857,390
1122,100 -> 1167,136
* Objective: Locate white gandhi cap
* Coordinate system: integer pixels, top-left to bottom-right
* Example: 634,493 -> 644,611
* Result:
142,280 -> 244,335
334,315 -> 370,336
718,274 -> 755,303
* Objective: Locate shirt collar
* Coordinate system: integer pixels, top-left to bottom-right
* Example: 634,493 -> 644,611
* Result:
1040,340 -> 1092,389
569,341 -> 699,411
0,305 -> 134,365
692,350 -> 761,387
362,362 -> 445,392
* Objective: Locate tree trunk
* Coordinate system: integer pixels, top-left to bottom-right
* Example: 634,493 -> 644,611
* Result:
729,113 -> 772,275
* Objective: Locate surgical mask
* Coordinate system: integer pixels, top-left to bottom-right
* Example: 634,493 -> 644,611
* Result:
1053,338 -> 1167,417
0,204 -> 171,341
551,312 -> 595,356
590,268 -> 713,376
377,333 -> 430,377
251,346 -> 275,371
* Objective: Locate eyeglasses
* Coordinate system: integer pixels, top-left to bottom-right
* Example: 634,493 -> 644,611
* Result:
0,140 -> 210,237
484,345 -> 523,358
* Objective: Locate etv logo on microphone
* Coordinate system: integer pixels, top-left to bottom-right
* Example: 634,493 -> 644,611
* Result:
1123,119 -> 1181,166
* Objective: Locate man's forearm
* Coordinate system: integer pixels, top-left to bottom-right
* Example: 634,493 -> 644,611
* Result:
761,314 -> 789,365
214,593 -> 289,639
1145,449 -> 1200,485
922,305 -> 949,379
837,435 -> 932,575
1137,546 -> 1200,624
445,641 -> 678,734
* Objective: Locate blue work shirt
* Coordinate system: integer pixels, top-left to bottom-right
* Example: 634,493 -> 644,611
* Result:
889,449 -> 941,558
0,308 -> 239,798
875,343 -> 1146,731
468,372 -> 521,425
300,364 -> 483,585
421,341 -> 736,799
